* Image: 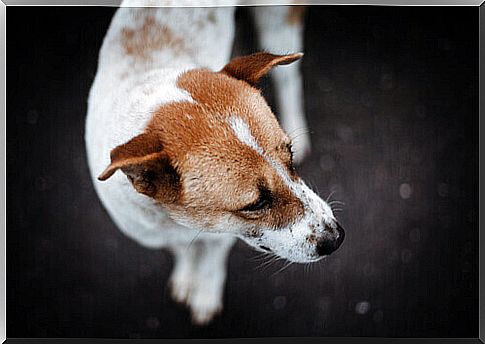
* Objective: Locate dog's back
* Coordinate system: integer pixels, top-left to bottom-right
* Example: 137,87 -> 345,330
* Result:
98,2 -> 236,72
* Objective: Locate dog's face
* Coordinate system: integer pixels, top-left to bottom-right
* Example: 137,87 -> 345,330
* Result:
99,52 -> 344,263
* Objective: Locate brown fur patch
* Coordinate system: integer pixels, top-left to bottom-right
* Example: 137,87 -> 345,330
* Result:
287,6 -> 306,26
121,16 -> 187,60
101,57 -> 306,231
196,10 -> 218,29
207,10 -> 217,23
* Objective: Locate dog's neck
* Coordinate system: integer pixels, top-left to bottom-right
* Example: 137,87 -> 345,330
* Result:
117,68 -> 196,143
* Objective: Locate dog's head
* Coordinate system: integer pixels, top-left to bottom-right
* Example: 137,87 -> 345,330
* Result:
98,52 -> 344,263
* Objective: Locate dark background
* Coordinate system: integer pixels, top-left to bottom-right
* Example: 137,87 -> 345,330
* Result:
7,6 -> 478,338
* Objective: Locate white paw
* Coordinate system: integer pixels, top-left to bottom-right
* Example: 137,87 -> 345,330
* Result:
169,272 -> 193,304
188,289 -> 223,326
291,130 -> 311,165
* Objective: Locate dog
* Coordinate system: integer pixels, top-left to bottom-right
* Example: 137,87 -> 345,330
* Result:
85,0 -> 344,325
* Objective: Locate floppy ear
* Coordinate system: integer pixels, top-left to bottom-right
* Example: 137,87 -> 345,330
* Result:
220,52 -> 303,85
98,133 -> 180,203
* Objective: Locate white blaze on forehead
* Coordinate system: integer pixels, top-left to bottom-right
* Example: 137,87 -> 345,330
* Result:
228,116 -> 264,155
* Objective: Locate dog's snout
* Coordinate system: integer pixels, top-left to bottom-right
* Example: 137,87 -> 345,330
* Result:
335,222 -> 345,249
316,222 -> 345,256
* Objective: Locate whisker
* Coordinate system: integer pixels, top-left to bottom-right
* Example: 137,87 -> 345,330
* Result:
326,191 -> 335,203
287,126 -> 311,138
271,261 -> 293,277
290,131 -> 312,141
253,259 -> 270,271
255,254 -> 279,271
307,179 -> 321,195
307,180 -> 317,193
249,252 -> 271,262
314,183 -> 321,195
328,200 -> 346,206
263,256 -> 284,272
267,256 -> 284,271
252,252 -> 268,258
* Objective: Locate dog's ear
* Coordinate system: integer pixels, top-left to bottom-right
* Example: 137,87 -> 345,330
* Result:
98,133 -> 180,203
220,52 -> 303,85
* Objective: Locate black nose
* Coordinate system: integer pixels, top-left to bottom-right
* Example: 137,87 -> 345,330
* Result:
316,222 -> 345,256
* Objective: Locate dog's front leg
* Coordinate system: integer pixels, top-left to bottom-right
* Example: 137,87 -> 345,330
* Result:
169,242 -> 199,305
169,236 -> 235,325
250,6 -> 311,164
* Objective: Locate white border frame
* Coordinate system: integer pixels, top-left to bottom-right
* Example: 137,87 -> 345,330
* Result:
0,1 -> 482,343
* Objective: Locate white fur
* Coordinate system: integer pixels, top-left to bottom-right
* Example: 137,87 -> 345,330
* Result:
85,2 -> 311,324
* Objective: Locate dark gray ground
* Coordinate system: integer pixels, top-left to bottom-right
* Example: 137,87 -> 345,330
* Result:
7,6 -> 478,338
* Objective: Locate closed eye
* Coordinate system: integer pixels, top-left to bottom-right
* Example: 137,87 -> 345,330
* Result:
286,142 -> 295,172
240,187 -> 272,212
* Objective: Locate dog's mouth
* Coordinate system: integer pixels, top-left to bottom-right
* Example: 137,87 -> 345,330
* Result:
246,223 -> 345,263
257,245 -> 323,263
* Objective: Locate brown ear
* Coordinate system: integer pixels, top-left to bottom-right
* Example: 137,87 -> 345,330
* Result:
220,52 -> 303,85
98,133 -> 180,203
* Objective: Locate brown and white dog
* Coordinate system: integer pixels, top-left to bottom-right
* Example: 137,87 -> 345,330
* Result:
85,0 -> 344,325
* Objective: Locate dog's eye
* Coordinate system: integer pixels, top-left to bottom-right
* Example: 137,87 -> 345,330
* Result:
241,197 -> 270,212
240,188 -> 272,212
